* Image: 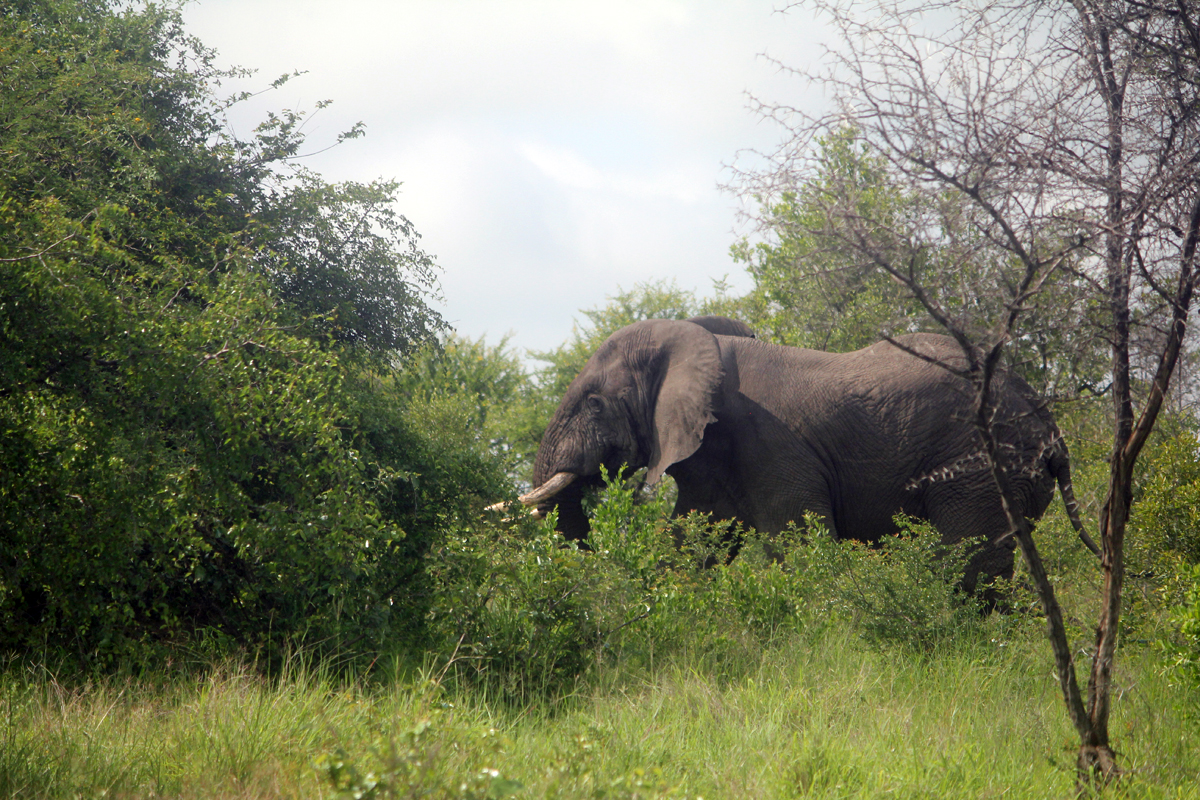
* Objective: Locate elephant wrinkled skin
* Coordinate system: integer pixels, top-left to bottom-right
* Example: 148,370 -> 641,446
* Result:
520,316 -> 1089,594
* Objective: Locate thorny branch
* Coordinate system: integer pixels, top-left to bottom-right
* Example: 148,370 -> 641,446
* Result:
736,0 -> 1200,788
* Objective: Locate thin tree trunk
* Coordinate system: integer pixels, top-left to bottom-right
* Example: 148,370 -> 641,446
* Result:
971,373 -> 1093,743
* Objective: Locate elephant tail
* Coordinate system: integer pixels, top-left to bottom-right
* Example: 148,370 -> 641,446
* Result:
1051,448 -> 1101,557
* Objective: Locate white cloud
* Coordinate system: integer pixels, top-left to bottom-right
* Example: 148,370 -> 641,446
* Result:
517,142 -> 703,203
182,0 -> 826,355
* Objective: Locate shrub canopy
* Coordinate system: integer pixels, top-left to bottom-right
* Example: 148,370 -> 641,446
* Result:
0,0 -> 504,668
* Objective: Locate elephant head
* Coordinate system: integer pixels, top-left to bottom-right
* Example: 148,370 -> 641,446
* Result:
519,317 -> 750,540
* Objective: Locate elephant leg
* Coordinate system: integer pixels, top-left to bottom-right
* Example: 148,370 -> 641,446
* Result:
924,490 -> 1017,605
669,497 -> 742,566
668,469 -> 750,566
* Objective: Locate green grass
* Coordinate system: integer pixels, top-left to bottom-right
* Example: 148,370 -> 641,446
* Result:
2,625 -> 1197,799
4,478 -> 1198,798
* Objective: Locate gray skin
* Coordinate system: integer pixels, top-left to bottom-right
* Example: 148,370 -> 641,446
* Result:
528,317 -> 1089,595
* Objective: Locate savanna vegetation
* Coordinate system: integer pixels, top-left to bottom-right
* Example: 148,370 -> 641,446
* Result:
2,0 -> 1199,797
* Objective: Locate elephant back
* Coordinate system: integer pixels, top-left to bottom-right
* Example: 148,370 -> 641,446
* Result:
686,315 -> 756,339
870,334 -> 1061,511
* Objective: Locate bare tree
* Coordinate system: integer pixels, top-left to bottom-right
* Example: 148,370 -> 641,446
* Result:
735,0 -> 1200,788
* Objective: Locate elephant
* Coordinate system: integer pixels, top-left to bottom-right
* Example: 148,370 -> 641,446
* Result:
514,316 -> 1092,595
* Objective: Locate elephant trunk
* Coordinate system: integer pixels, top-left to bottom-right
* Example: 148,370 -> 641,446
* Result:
540,480 -> 590,544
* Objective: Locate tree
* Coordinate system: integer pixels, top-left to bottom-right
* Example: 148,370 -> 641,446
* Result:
396,332 -> 537,476
733,129 -> 1114,397
730,128 -> 925,352
0,0 -> 496,667
736,0 -> 1200,786
257,171 -> 444,356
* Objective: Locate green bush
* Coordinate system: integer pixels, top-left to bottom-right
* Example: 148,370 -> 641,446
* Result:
784,515 -> 984,650
671,510 -> 986,654
1129,424 -> 1200,577
426,471 -> 986,704
0,0 -> 510,670
426,468 -> 719,703
425,486 -> 675,703
1119,420 -> 1200,659
427,520 -> 615,703
1165,563 -> 1200,687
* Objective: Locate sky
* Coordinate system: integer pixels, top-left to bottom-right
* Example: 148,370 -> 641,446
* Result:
181,1 -> 826,358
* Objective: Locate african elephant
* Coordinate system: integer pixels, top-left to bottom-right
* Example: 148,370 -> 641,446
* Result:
515,317 -> 1090,594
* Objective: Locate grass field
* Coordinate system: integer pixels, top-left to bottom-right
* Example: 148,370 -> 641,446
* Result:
3,617 -> 1197,799
4,481 -> 1199,799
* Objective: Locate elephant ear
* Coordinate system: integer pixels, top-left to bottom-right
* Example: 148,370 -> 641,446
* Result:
643,320 -> 724,486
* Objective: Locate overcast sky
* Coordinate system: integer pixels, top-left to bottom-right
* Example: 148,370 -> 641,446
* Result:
181,1 -> 826,357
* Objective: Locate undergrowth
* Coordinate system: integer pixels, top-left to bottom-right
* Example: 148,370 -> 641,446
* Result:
425,471 -> 989,706
4,471 -> 1200,798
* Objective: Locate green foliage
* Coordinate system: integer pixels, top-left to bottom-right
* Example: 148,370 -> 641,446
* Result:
258,172 -> 444,356
538,740 -> 690,800
788,515 -> 985,650
426,514 -> 662,703
670,512 -> 984,654
1037,407 -> 1200,678
669,519 -> 805,645
1167,563 -> 1200,687
396,332 -> 540,479
1129,423 -> 1200,687
3,475 -> 1199,798
1129,422 -> 1200,574
320,718 -> 524,800
426,469 -> 987,707
0,0 -> 504,669
427,469 -> 710,704
430,527 -> 602,702
730,128 -> 920,351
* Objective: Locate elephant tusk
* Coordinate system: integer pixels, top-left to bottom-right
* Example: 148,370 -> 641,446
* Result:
483,472 -> 577,515
518,471 -> 577,506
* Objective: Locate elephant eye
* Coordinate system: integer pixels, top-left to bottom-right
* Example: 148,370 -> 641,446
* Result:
586,394 -> 604,414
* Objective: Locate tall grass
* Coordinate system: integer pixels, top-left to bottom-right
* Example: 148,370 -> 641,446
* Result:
3,476 -> 1198,798
2,630 -> 1197,799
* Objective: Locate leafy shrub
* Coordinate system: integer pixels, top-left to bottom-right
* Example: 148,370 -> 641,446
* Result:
426,495 -> 675,703
673,503 -> 985,653
427,521 -> 615,702
786,515 -> 985,650
1118,421 -> 1200,648
1129,424 -> 1200,577
1165,563 -> 1200,687
0,0 -> 515,669
665,517 -> 808,646
394,333 -> 542,481
320,718 -> 524,800
427,471 -> 986,704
